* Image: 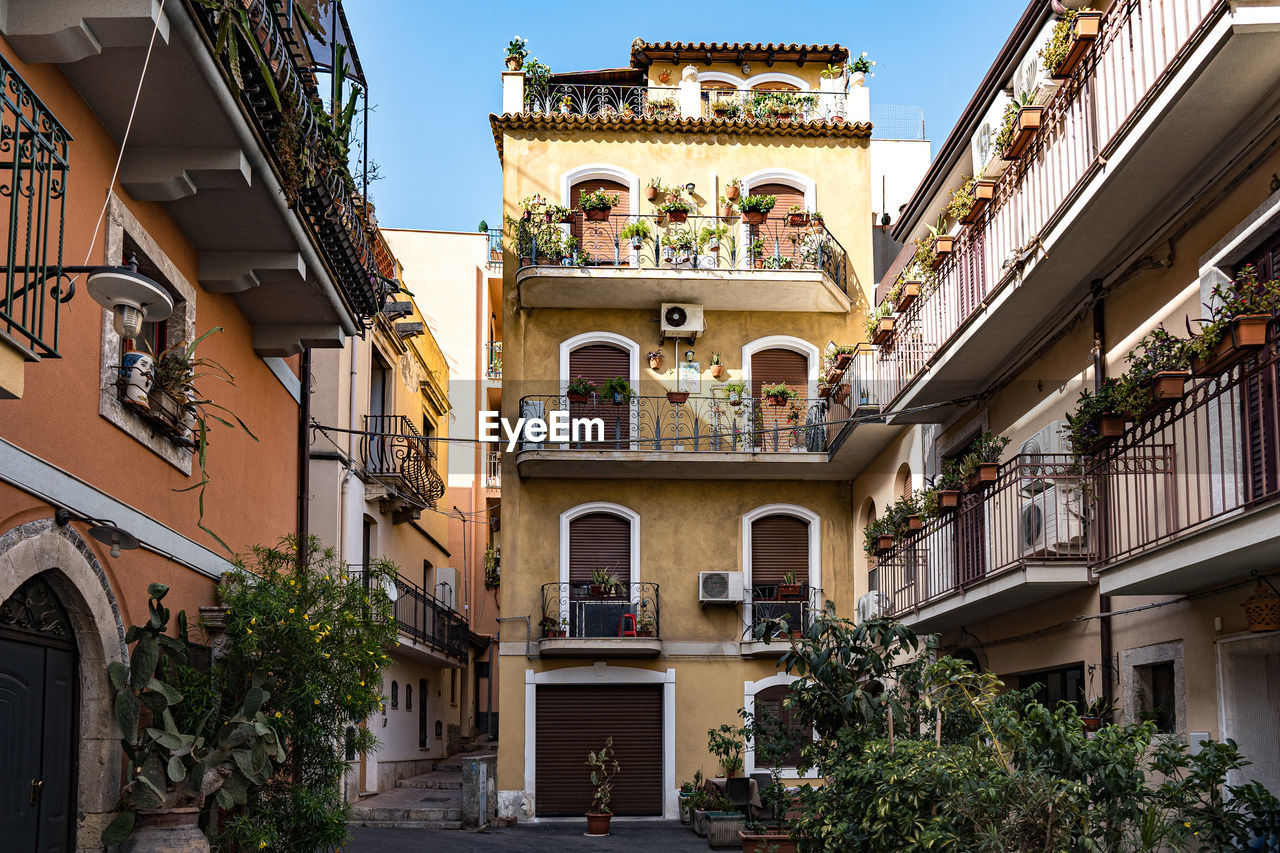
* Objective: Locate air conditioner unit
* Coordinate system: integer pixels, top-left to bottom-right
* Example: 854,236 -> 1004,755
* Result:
660,303 -> 705,339
856,591 -> 889,624
698,571 -> 744,604
971,93 -> 1012,180
1021,484 -> 1086,557
1018,419 -> 1069,494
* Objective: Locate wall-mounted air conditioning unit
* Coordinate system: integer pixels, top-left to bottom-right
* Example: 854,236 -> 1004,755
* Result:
970,93 -> 1013,181
856,591 -> 889,624
698,571 -> 744,603
1021,485 -> 1086,557
1018,419 -> 1069,495
661,303 -> 705,339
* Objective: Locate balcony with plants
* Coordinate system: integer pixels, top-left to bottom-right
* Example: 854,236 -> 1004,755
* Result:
507,190 -> 852,313
859,0 -> 1279,415
742,581 -> 825,657
539,579 -> 662,657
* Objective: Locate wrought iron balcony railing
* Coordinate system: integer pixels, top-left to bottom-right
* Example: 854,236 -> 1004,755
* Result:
524,83 -> 849,123
485,449 -> 501,489
486,340 -> 502,379
511,212 -> 849,295
183,0 -> 384,323
748,584 -> 823,639
353,566 -> 467,659
360,414 -> 445,509
540,581 -> 660,640
876,455 -> 1091,619
872,0 -> 1221,408
486,227 -> 503,272
516,394 -> 833,454
1,53 -> 70,358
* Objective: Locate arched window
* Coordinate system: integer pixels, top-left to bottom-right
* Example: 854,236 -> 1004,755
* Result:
391,680 -> 399,710
896,463 -> 913,498
750,346 -> 810,451
570,178 -> 630,266
745,506 -> 818,636
568,340 -> 632,447
406,684 -> 413,711
753,684 -> 807,767
559,503 -> 640,639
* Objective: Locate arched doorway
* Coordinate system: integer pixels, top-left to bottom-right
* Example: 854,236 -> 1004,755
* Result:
570,178 -> 629,266
748,181 -> 807,267
750,346 -> 809,451
568,341 -> 632,447
1,574 -> 78,852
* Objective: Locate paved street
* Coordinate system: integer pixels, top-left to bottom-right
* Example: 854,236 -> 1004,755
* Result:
345,821 -> 709,851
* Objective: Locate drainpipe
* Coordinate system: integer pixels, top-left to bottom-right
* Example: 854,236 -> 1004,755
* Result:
1091,293 -> 1114,718
297,345 -> 312,568
497,615 -> 534,660
341,342 -> 360,564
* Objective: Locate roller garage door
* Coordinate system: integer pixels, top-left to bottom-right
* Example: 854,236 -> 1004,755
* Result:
535,685 -> 663,816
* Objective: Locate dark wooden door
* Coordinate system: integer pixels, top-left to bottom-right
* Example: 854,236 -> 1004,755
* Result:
751,348 -> 808,451
571,179 -> 629,266
569,343 -> 631,447
535,685 -> 663,816
1243,360 -> 1280,504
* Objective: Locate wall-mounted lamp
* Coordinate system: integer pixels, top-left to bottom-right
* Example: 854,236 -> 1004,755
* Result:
83,254 -> 173,341
684,349 -> 695,362
55,507 -> 140,558
741,63 -> 751,74
684,182 -> 696,196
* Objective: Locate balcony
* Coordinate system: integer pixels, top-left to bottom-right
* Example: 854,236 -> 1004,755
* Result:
539,582 -> 662,657
876,455 -> 1093,633
525,82 -> 850,124
360,415 -> 445,521
742,584 -> 823,657
862,0 -> 1280,416
512,213 -> 851,313
487,227 -> 503,273
486,340 -> 502,379
1093,327 -> 1280,594
485,449 -> 501,490
514,394 -> 851,480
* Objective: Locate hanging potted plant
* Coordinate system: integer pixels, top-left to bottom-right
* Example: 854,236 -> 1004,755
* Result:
996,91 -> 1045,161
1066,379 -> 1133,455
891,278 -> 922,313
899,491 -> 924,533
585,738 -> 621,837
832,382 -> 851,405
505,36 -> 527,72
647,349 -> 665,371
761,382 -> 797,407
960,432 -> 1010,490
578,188 -> 620,222
736,193 -> 777,226
666,229 -> 696,265
645,177 -> 663,202
566,375 -> 597,404
1186,264 -> 1279,376
699,224 -> 730,255
709,352 -> 725,379
829,344 -> 856,370
666,389 -> 690,404
619,220 -> 651,253
747,238 -> 767,269
719,195 -> 736,218
120,347 -> 156,410
724,380 -> 746,407
863,516 -> 897,556
1080,696 -> 1109,733
923,462 -> 964,515
1042,8 -> 1104,80
601,377 -> 634,406
818,380 -> 833,399
725,178 -> 742,201
866,302 -> 895,346
786,204 -> 810,228
1119,325 -> 1191,418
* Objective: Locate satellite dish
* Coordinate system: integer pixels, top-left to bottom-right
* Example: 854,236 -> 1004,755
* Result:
664,305 -> 688,327
384,576 -> 399,602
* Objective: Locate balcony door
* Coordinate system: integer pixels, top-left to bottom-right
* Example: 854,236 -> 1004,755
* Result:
751,348 -> 808,451
750,514 -> 809,635
570,179 -> 629,265
947,437 -> 987,587
568,512 -> 632,637
568,343 -> 631,448
746,182 -> 806,268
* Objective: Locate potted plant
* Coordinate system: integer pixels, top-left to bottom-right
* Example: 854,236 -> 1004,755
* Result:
863,516 -> 896,556
866,301 -> 895,345
761,382 -> 797,407
707,723 -> 747,778
1080,696 -> 1110,733
120,347 -> 156,410
666,389 -> 690,404
737,193 -> 777,225
958,177 -> 997,225
927,216 -> 954,267
997,90 -> 1044,161
828,344 -> 856,370
678,771 -> 703,824
585,738 -> 620,836
848,51 -> 875,87
647,349 -> 665,371
699,224 -> 730,254
658,194 -> 694,223
505,35 -> 527,71
1042,8 -> 1104,80
922,462 -> 964,515
711,99 -> 743,120
786,204 -> 810,228
540,613 -> 567,638
1187,264 -> 1279,375
566,375 -> 597,403
636,605 -> 657,637
101,584 -> 285,850
719,195 -> 736,218
725,178 -> 742,201
578,188 -> 620,221
692,789 -> 728,837
832,382 -> 851,405
709,352 -> 725,379
665,228 -> 696,264
645,177 -> 663,202
620,220 -> 651,252
601,377 -> 634,405
1119,325 -> 1191,418
589,568 -> 624,598
1066,379 -> 1132,454
647,96 -> 680,120
778,570 -> 803,600
724,380 -> 747,407
892,278 -> 922,313
747,238 -> 767,269
899,491 -> 925,532
960,432 -> 1010,490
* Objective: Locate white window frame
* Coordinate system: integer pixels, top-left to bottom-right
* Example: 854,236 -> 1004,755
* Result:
741,503 -> 821,639
741,335 -> 820,400
743,672 -> 820,780
560,164 -> 642,217
558,501 -> 642,619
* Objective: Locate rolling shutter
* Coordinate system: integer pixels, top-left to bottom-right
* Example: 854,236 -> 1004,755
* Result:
569,343 -> 631,446
750,514 -> 808,585
1244,364 -> 1280,504
568,512 -> 631,586
571,179 -> 629,266
748,182 -> 807,266
751,348 -> 809,451
535,685 -> 663,816
754,684 -> 807,767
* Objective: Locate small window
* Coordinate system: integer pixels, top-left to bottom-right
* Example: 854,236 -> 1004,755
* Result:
450,669 -> 458,706
475,661 -> 491,679
754,684 -> 808,768
391,680 -> 399,710
406,684 -> 413,711
1136,661 -> 1176,733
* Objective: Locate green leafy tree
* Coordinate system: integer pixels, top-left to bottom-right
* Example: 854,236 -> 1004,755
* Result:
215,537 -> 398,852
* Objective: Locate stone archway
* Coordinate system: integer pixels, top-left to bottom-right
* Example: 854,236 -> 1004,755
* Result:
0,519 -> 127,850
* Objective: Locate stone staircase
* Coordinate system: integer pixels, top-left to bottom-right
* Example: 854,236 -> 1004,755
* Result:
346,743 -> 497,830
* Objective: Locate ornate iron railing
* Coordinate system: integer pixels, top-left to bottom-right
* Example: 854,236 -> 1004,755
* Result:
486,227 -> 503,271
511,212 -> 849,294
698,88 -> 846,123
515,394 -> 830,454
540,582 -> 660,640
524,83 -> 849,123
183,0 -> 384,324
1,53 -> 70,357
486,340 -> 502,379
748,584 -> 823,639
360,414 -> 445,509
354,566 -> 467,659
875,455 -> 1091,619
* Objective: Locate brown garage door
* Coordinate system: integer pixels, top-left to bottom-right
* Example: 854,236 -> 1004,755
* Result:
535,685 -> 663,816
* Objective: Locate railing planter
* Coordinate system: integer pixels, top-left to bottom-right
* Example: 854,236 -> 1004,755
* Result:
743,211 -> 767,226
120,352 -> 155,409
1085,414 -> 1127,452
933,235 -> 955,263
585,207 -> 612,222
1145,371 -> 1192,415
875,534 -> 896,554
778,583 -> 803,600
1050,11 -> 1104,80
966,462 -> 1000,491
1193,316 -> 1270,376
787,212 -> 810,227
960,181 -> 997,225
666,391 -> 690,404
1001,106 -> 1045,160
895,282 -> 921,313
937,490 -> 961,511
872,317 -> 896,346
906,514 -> 924,532
831,385 -> 851,405
567,391 -> 589,403
720,202 -> 736,217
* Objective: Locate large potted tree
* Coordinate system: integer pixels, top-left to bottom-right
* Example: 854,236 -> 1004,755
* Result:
585,738 -> 621,836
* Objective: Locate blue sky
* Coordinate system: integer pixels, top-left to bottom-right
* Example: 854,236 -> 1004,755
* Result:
344,0 -> 1029,232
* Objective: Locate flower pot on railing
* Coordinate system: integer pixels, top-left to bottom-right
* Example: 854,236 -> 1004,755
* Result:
961,180 -> 997,225
559,212 -> 576,224
872,317 -> 895,346
1144,370 -> 1191,416
894,282 -> 922,313
584,206 -> 612,222
567,392 -> 589,403
666,391 -> 689,404
765,393 -> 791,407
668,210 -> 689,223
931,236 -> 955,269
906,514 -> 923,532
1242,580 -> 1280,632
721,204 -> 735,218
1087,413 -> 1127,451
818,384 -> 833,399
834,351 -> 854,370
778,584 -> 803,600
1192,316 -> 1270,376
742,210 -> 767,226
1002,106 -> 1045,160
120,351 -> 154,409
937,490 -> 961,511
875,534 -> 896,554
1050,10 -> 1103,79
831,385 -> 850,405
966,462 -> 999,491
726,185 -> 741,201
728,391 -> 743,407
519,255 -> 532,268
787,212 -> 810,227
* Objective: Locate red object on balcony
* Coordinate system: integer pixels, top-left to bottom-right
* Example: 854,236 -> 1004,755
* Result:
1002,106 -> 1045,160
834,352 -> 853,370
618,613 -> 638,637
1050,11 -> 1103,80
1144,371 -> 1190,416
906,514 -> 923,532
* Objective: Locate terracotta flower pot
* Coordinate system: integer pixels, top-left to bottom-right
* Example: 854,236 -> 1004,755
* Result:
584,207 -> 611,222
585,812 -> 612,836
645,186 -> 658,201
666,391 -> 689,404
1002,106 -> 1045,160
648,356 -> 663,370
787,213 -> 810,227
894,282 -> 921,313
740,829 -> 798,853
567,392 -> 589,403
1081,715 -> 1103,733
726,185 -> 740,201
1144,371 -> 1190,416
906,514 -> 923,531
966,462 -> 999,491
831,385 -> 850,404
938,490 -> 961,511
742,210 -> 766,225
778,583 -> 803,600
710,364 -> 725,379
721,204 -> 735,218
667,209 -> 688,223
872,317 -> 895,346
505,56 -> 522,71
834,352 -> 853,370
818,384 -> 833,399
960,181 -> 997,225
875,534 -> 895,554
1050,10 -> 1103,79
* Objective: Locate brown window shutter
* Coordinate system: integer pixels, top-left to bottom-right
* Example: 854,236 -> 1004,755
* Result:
535,685 -> 663,816
752,81 -> 800,91
750,514 -> 808,585
568,343 -> 631,446
1241,229 -> 1280,281
750,348 -> 808,398
747,182 -> 807,266
569,512 -> 631,585
570,179 -> 629,265
755,684 -> 807,767
1244,366 -> 1279,502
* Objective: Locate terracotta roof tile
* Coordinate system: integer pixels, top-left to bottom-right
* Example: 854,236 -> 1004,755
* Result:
630,40 -> 848,67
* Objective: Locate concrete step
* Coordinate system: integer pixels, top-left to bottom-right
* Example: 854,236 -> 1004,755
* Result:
349,804 -> 463,823
396,771 -> 462,791
431,748 -> 497,772
346,818 -> 464,830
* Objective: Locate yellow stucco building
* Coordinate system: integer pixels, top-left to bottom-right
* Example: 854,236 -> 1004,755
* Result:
490,40 -> 884,819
